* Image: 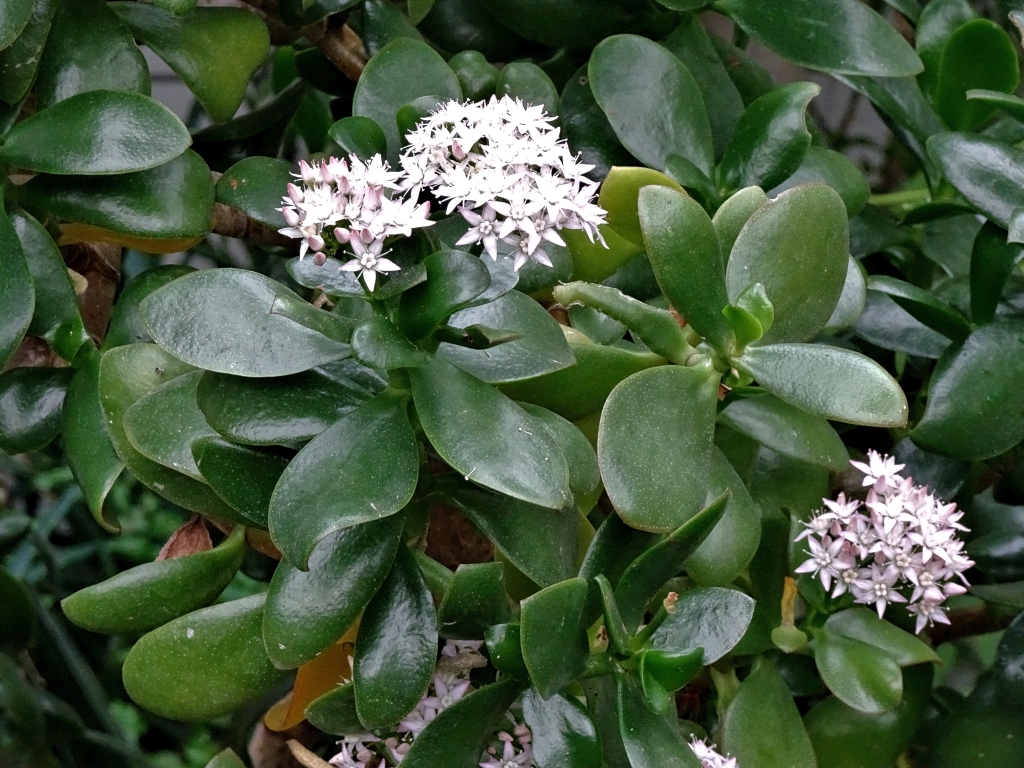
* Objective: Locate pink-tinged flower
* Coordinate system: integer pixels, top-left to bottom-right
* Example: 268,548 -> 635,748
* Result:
795,536 -> 854,592
851,450 -> 905,493
457,204 -> 501,260
689,737 -> 737,768
480,733 -> 534,768
907,599 -> 950,635
338,239 -> 401,292
853,564 -> 908,619
420,675 -> 471,713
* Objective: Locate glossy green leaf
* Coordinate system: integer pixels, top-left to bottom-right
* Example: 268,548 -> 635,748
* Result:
0,205 -> 33,370
34,0 -> 148,110
716,0 -> 922,77
916,0 -> 974,98
560,64 -> 636,182
122,594 -> 289,721
10,209 -> 88,360
734,343 -> 908,428
123,371 -> 217,481
286,255 -> 366,298
355,546 -> 437,728
718,393 -> 848,471
0,367 -> 73,454
402,678 -> 526,768
589,35 -> 713,174
215,157 -> 292,229
16,150 -> 215,243
824,608 -> 939,666
638,185 -> 733,353
771,146 -> 871,216
721,658 -> 817,768
278,0 -> 360,25
445,484 -> 579,588
867,275 -> 971,342
520,577 -> 589,698
62,351 -> 123,532
522,687 -> 602,768
0,0 -> 57,104
192,438 -> 287,528
1,90 -> 188,175
0,0 -> 34,51
613,494 -> 730,631
934,19 -> 1019,131
205,749 -> 246,768
142,268 -> 351,377
197,361 -> 377,446
648,586 -> 755,664
305,682 -> 363,735
712,186 -> 767,262
595,574 -> 633,656
520,403 -> 600,502
353,38 -> 461,161
725,184 -> 848,344
578,512 -> 658,621
437,562 -> 510,640
927,133 -> 1024,229
110,4 -> 269,123
684,447 -> 761,586
448,51 -> 499,101
719,82 -> 819,194
971,220 -> 1021,325
823,256 -> 867,333
582,676 -> 630,768
396,250 -> 491,340
61,527 -> 244,635
598,167 -> 686,249
496,61 -> 559,117
437,290 -> 575,383
0,566 -> 34,654
269,391 -> 419,569
912,319 -> 1024,459
814,629 -> 903,714
98,344 -> 239,520
412,356 -> 571,510
264,516 -> 403,669
327,116 -> 388,163
617,672 -> 701,768
640,647 -> 703,697
598,366 -> 719,532
484,623 -> 528,678
352,316 -> 428,371
966,88 -> 1024,124
853,291 -> 949,359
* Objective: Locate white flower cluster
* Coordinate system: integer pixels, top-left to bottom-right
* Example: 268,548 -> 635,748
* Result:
795,451 -> 974,634
399,96 -> 608,271
690,738 -> 738,768
277,155 -> 432,290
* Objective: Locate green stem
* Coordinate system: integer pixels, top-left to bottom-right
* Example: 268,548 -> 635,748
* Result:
630,593 -> 678,653
868,188 -> 931,207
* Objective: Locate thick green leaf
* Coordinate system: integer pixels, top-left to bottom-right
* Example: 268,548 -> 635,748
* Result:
599,167 -> 685,249
352,316 -> 428,371
484,623 -> 529,678
824,608 -> 939,666
716,0 -> 922,77
402,678 -> 527,768
63,351 -> 123,532
771,146 -> 871,216
617,673 -> 701,768
648,586 -> 755,664
264,516 -> 403,669
589,34 -> 713,174
867,275 -> 971,342
560,64 -> 636,183
971,220 -> 1021,324
445,484 -> 579,588
0,367 -> 72,454
10,209 -> 88,360
287,255 -> 366,298
0,0 -> 57,105
0,206 -> 33,370
1,90 -> 189,175
269,391 -> 419,569
684,447 -> 761,586
34,0 -> 148,110
192,438 -> 287,528
142,268 -> 351,377
718,393 -> 848,471
613,494 -> 730,631
934,19 -> 1019,131
437,562 -> 510,640
916,0 -> 974,98
448,51 -> 499,101
412,356 -> 572,510
16,150 -> 215,243
110,3 -> 270,123
639,185 -> 733,353
496,61 -> 559,117
520,403 -> 600,502
721,658 -> 817,768
215,157 -> 292,229
305,683 -> 363,735
522,687 -> 602,768
966,89 -> 1024,124
734,343 -> 908,428
0,565 -> 34,654
196,362 -> 377,446
712,186 -> 768,262
520,577 -> 589,698
61,527 -> 243,635
396,250 -> 491,340
911,319 -> 1024,459
122,594 -> 289,721
437,290 -> 575,383
0,0 -> 34,51
725,184 -> 848,344
327,116 -> 388,163
823,256 -> 867,333
353,38 -> 461,161
719,83 -> 819,194
355,546 -> 437,729
598,366 -> 719,532
278,0 -> 361,25
927,133 -> 1024,229
853,291 -> 950,359
122,371 -> 216,481
814,630 -> 903,714
205,749 -> 246,768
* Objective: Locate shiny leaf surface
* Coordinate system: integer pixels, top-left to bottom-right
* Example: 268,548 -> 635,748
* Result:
192,438 -> 288,528
814,629 -> 903,714
0,367 -> 73,454
520,577 -> 589,698
648,586 -> 755,664
522,687 -> 602,768
437,562 -> 510,640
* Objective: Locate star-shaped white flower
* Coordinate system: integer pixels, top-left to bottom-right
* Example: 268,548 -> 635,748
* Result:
339,238 -> 401,292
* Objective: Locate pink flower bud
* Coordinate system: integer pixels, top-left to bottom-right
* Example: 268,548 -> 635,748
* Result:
307,234 -> 325,252
333,227 -> 351,244
319,161 -> 333,184
282,207 -> 300,227
452,139 -> 466,160
287,183 -> 304,204
312,252 -> 327,266
299,160 -> 317,185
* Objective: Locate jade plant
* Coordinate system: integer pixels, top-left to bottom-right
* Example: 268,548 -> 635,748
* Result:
3,0 -> 1024,767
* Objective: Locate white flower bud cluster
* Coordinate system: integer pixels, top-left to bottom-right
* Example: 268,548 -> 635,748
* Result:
795,451 -> 974,634
690,738 -> 738,768
277,155 -> 433,290
398,96 -> 608,270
